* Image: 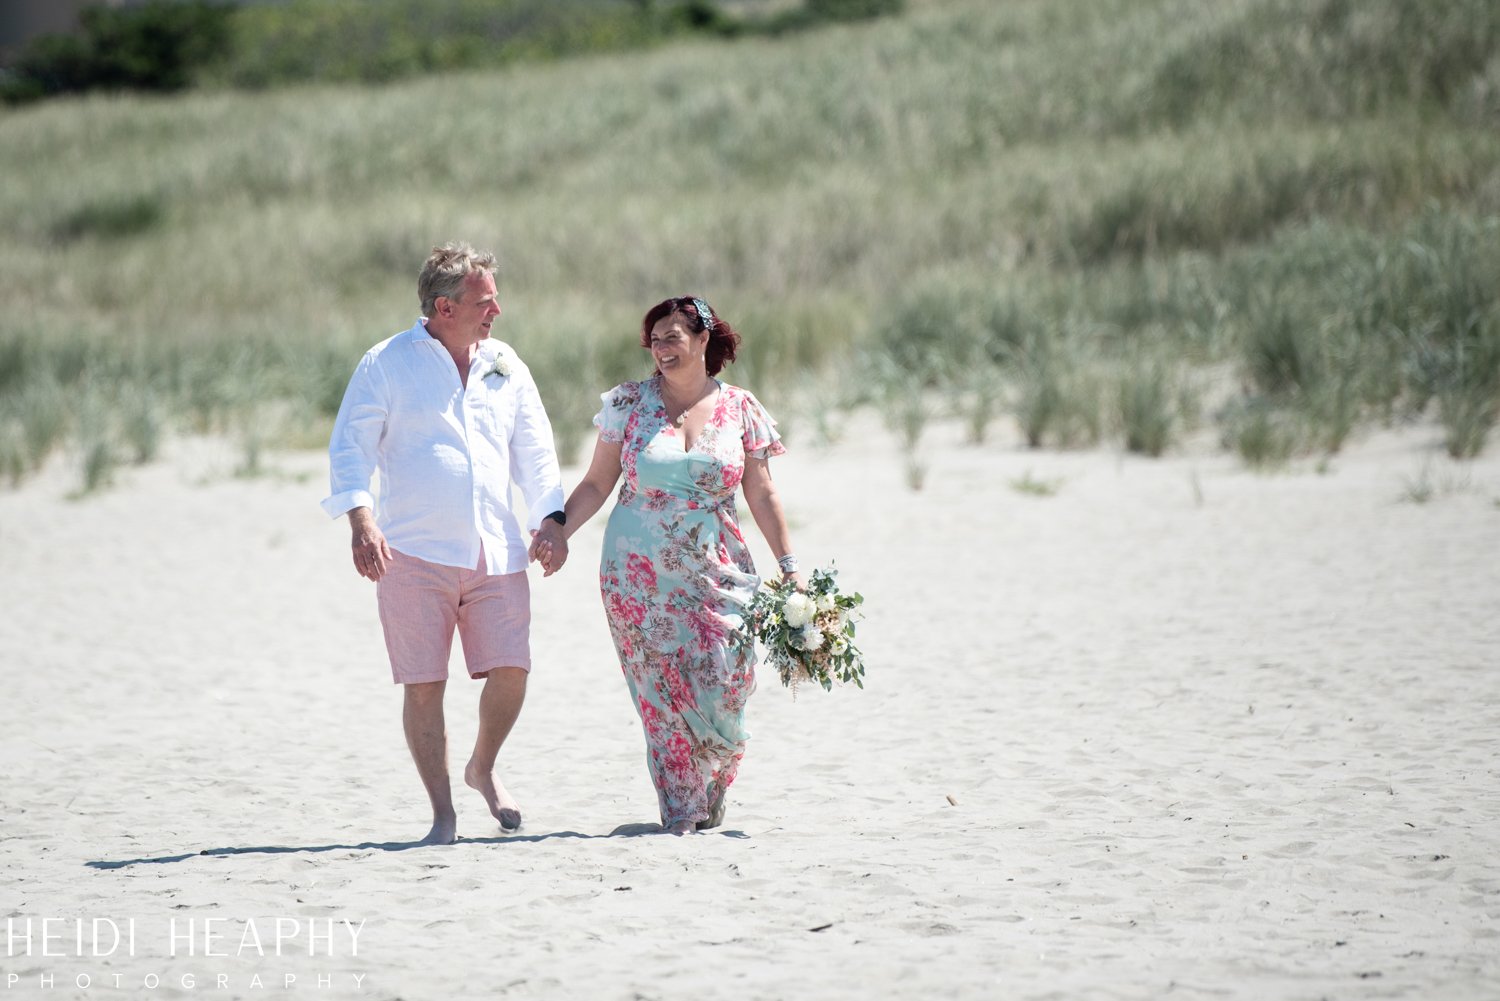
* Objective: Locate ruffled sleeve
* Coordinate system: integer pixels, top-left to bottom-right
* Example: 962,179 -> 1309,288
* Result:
593,381 -> 642,444
738,388 -> 786,459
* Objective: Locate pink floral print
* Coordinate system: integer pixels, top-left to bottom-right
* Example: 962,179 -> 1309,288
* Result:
593,376 -> 785,828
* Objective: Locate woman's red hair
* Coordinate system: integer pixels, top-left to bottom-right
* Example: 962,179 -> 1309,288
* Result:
640,296 -> 740,377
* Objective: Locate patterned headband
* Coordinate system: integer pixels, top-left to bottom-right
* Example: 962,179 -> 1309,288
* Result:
689,297 -> 714,330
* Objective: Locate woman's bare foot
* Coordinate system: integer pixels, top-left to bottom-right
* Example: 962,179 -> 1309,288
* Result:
696,783 -> 728,831
421,812 -> 458,845
665,819 -> 697,836
463,761 -> 522,832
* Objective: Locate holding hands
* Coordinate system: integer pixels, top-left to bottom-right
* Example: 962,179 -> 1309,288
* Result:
349,506 -> 567,580
529,519 -> 568,577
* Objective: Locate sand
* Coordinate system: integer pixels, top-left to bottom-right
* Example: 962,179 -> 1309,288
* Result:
1,414 -> 1497,1000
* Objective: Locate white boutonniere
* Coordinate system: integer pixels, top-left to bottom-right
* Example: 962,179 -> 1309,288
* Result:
483,348 -> 513,382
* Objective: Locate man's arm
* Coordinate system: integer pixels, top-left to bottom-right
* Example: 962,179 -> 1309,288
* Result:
322,353 -> 390,579
509,366 -> 568,573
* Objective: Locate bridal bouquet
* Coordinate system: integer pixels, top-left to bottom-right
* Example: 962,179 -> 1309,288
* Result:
748,566 -> 865,692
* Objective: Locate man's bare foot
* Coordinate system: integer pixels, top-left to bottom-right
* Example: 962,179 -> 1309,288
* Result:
463,761 -> 522,832
420,813 -> 458,845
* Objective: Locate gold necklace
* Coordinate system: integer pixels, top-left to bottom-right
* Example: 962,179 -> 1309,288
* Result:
663,379 -> 715,427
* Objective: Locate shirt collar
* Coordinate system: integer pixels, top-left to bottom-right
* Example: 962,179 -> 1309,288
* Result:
408,317 -> 439,346
411,318 -> 505,363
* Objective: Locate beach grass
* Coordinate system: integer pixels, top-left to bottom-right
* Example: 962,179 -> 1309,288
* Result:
1117,349 -> 1180,458
1,0 -> 1498,490
1009,470 -> 1062,497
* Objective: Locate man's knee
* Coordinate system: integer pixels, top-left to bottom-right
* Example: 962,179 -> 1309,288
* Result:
481,665 -> 527,685
404,680 -> 446,706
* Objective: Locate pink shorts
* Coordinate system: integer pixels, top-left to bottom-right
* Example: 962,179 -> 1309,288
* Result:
376,548 -> 531,685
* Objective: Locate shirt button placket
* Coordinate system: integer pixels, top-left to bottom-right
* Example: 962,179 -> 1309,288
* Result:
463,367 -> 483,570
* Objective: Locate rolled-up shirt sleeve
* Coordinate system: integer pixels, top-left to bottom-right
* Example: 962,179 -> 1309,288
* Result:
321,352 -> 389,519
508,363 -> 564,532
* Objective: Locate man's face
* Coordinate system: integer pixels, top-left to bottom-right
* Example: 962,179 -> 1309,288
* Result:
441,271 -> 501,343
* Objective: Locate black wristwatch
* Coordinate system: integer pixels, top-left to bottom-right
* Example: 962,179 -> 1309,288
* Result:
543,510 -> 566,526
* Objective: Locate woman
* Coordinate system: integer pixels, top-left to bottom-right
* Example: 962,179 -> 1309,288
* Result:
554,296 -> 801,835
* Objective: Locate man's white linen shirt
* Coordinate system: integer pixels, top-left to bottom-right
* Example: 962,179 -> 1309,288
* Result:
321,320 -> 565,575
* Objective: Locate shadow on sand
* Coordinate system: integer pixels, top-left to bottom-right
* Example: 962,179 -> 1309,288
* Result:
85,824 -> 748,869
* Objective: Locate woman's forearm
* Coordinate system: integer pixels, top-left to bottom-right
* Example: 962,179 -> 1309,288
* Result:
745,484 -> 794,561
561,437 -> 623,540
562,482 -> 611,540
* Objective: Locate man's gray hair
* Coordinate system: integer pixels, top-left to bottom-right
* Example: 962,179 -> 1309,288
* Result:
418,242 -> 498,316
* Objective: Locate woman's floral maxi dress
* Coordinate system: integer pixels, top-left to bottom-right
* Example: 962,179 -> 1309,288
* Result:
594,376 -> 785,828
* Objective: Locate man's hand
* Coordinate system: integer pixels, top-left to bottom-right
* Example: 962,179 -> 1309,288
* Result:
528,520 -> 568,577
349,508 -> 392,581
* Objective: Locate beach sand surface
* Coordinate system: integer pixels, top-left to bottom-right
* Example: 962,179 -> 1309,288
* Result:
1,415 -> 1497,1000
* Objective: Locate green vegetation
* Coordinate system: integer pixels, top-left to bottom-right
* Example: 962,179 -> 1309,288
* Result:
1009,471 -> 1061,498
1,0 -> 903,100
1,2 -> 233,102
1117,349 -> 1180,458
208,0 -> 727,90
1,0 -> 1497,491
1398,459 -> 1474,505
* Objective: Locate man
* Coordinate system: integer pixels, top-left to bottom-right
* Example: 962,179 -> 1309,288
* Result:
322,242 -> 569,845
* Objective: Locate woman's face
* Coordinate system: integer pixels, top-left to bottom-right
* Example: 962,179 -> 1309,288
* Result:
648,312 -> 706,375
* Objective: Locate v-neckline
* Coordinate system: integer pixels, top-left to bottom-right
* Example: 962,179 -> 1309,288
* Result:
653,376 -> 720,455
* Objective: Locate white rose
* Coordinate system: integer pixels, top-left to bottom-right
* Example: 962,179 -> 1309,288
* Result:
800,625 -> 824,651
783,592 -> 815,628
816,593 -> 837,613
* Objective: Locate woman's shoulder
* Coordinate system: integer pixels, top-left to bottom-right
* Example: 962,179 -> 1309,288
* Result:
719,382 -> 770,412
595,380 -> 652,439
604,379 -> 648,403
